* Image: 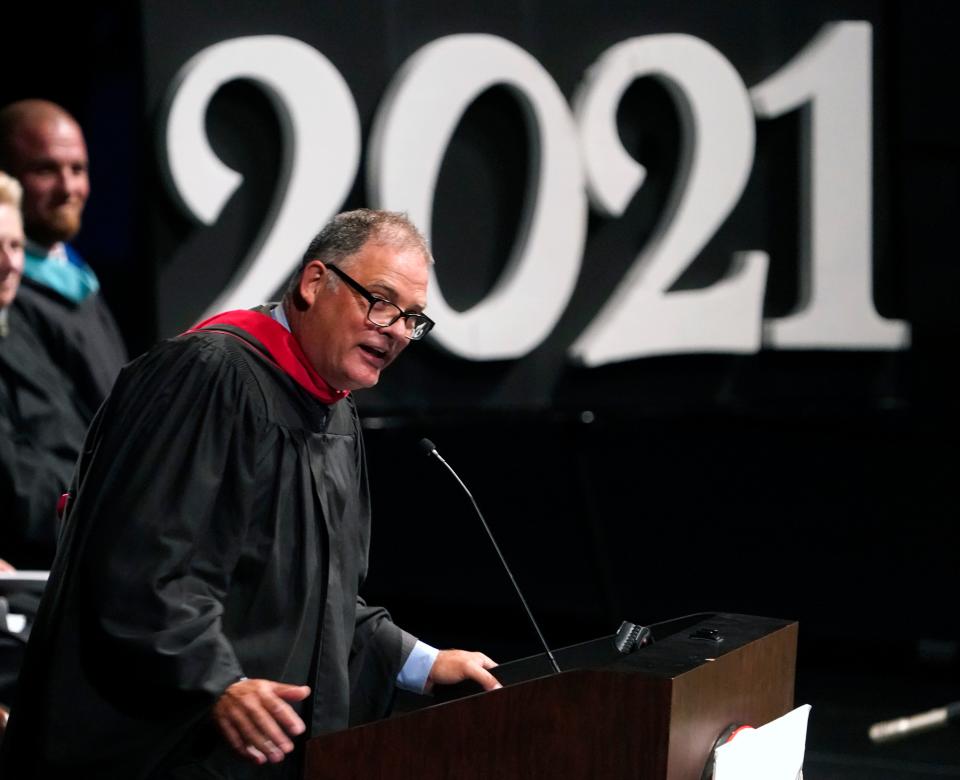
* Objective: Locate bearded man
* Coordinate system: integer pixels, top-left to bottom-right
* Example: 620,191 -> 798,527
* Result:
0,99 -> 127,421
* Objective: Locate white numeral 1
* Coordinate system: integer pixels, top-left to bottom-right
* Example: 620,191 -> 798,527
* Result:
751,22 -> 909,349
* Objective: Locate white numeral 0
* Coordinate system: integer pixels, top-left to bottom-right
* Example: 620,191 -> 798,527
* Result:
369,34 -> 587,360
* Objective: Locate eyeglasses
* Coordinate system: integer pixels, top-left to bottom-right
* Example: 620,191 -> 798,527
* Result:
327,264 -> 435,341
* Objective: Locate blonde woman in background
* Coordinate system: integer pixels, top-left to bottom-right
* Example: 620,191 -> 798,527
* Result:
0,170 -> 88,734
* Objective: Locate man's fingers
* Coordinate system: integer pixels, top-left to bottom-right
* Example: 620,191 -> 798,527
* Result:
462,655 -> 501,691
214,704 -> 272,764
213,679 -> 309,765
215,715 -> 246,754
470,665 -> 502,691
224,703 -> 286,763
274,684 -> 312,704
246,699 -> 296,756
428,649 -> 502,691
260,691 -> 307,741
475,653 -> 497,669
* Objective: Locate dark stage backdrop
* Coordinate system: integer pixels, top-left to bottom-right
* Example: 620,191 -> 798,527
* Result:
2,2 -> 957,658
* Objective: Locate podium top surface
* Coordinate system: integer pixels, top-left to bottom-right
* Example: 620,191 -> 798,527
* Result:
432,612 -> 796,702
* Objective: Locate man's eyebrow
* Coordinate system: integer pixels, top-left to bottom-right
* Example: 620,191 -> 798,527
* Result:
27,157 -> 59,169
367,280 -> 394,294
368,282 -> 425,313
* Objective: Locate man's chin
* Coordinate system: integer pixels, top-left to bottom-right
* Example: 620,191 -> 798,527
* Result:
29,215 -> 82,246
0,289 -> 18,308
341,367 -> 382,392
348,374 -> 381,391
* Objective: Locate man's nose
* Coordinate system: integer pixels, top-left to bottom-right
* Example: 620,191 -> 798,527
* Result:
379,316 -> 410,342
57,167 -> 82,194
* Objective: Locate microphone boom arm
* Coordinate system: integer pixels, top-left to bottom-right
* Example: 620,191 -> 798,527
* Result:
420,439 -> 562,675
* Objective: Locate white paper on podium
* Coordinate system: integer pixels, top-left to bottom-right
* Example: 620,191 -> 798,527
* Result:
713,704 -> 811,780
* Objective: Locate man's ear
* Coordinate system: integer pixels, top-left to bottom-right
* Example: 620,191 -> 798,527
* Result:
298,260 -> 327,307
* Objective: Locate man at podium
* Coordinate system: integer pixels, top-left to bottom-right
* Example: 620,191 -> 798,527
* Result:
0,210 -> 499,778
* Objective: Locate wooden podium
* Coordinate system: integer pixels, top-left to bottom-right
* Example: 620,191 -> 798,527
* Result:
304,613 -> 797,779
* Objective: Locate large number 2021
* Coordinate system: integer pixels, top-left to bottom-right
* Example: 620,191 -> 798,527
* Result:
161,21 -> 908,364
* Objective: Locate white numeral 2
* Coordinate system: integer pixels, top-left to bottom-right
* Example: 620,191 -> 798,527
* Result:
570,34 -> 767,364
162,35 -> 360,318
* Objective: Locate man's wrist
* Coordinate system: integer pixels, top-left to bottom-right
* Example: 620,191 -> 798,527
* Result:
396,641 -> 440,693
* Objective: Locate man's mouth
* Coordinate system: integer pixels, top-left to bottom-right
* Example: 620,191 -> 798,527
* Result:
359,344 -> 388,362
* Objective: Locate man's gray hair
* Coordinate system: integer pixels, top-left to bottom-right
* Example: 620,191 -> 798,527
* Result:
285,209 -> 432,303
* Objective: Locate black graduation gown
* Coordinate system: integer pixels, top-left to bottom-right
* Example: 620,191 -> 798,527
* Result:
0,326 -> 410,778
0,306 -> 88,704
0,305 -> 87,569
12,276 -> 128,422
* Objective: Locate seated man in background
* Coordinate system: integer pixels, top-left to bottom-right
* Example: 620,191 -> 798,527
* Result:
0,99 -> 127,422
0,171 -> 87,731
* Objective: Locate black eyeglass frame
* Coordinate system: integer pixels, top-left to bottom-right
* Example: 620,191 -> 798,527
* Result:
326,264 -> 435,340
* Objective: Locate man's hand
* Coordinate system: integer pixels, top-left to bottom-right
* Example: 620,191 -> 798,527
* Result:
212,678 -> 310,765
425,649 -> 501,693
0,559 -> 15,572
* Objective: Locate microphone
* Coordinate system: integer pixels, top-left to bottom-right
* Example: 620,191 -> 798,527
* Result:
419,438 -> 561,675
868,700 -> 960,743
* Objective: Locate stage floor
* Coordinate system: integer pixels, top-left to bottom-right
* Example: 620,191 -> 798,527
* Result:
798,644 -> 960,779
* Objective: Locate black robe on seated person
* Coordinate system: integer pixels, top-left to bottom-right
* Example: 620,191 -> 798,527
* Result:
13,277 -> 128,423
0,304 -> 88,570
0,310 -> 413,778
0,305 -> 89,705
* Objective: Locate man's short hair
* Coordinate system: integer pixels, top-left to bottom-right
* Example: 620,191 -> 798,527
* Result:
1,100 -> 69,170
285,209 -> 432,303
0,170 -> 23,208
